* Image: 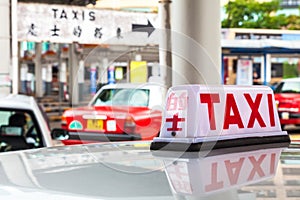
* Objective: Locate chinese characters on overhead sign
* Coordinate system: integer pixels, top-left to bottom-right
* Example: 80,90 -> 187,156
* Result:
17,3 -> 158,44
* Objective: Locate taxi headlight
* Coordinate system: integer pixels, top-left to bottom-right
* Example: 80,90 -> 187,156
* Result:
275,100 -> 279,107
61,115 -> 67,126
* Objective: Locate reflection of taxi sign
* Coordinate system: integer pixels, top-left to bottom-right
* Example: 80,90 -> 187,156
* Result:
150,85 -> 290,151
159,145 -> 287,197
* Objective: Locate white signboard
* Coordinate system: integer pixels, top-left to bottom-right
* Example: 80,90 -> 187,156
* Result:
236,59 -> 253,85
17,3 -> 158,45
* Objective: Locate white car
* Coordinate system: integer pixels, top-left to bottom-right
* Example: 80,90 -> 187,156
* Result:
0,84 -> 293,199
0,140 -> 292,199
0,94 -> 54,151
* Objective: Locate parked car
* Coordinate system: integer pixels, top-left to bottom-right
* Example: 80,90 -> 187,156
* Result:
0,94 -> 54,152
60,83 -> 167,145
274,77 -> 300,129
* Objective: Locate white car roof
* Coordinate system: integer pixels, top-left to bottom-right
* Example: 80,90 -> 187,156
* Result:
0,141 -> 291,199
282,77 -> 300,82
100,83 -> 166,90
0,94 -> 37,110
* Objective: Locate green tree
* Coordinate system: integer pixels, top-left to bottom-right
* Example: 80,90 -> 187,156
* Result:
285,15 -> 300,30
283,62 -> 299,78
222,0 -> 292,29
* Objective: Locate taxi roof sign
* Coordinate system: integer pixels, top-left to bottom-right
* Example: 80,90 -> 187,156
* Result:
150,85 -> 290,151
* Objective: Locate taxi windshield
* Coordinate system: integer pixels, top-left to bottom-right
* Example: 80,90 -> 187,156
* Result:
275,81 -> 300,94
92,88 -> 150,107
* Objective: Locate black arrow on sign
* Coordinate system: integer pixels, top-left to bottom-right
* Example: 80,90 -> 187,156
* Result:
132,20 -> 155,37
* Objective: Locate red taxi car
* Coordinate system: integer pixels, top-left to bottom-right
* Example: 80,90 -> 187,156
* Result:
274,77 -> 300,129
61,83 -> 166,145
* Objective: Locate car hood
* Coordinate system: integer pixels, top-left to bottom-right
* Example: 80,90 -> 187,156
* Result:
0,140 -> 294,199
275,93 -> 300,102
65,106 -> 152,118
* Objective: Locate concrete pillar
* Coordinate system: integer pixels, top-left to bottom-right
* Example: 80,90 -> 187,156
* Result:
0,0 -> 12,94
68,43 -> 80,105
261,54 -> 271,85
45,64 -> 52,95
171,0 -> 221,85
266,54 -> 272,84
34,43 -> 43,98
57,44 -> 64,102
42,65 -> 46,95
158,0 -> 172,88
260,55 -> 265,85
60,62 -> 67,100
78,59 -> 85,102
26,72 -> 34,95
99,58 -> 108,84
11,0 -> 18,94
20,63 -> 28,94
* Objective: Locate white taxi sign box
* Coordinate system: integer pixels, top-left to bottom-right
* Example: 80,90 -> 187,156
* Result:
161,146 -> 285,197
150,85 -> 290,151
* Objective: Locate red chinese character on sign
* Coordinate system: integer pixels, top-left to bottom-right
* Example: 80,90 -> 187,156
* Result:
178,92 -> 187,110
166,113 -> 185,131
167,92 -> 187,111
167,93 -> 177,111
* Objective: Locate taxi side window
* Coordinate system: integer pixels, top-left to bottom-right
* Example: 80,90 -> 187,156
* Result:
0,111 -> 11,126
275,81 -> 300,93
0,109 -> 43,150
129,90 -> 149,106
93,89 -> 116,105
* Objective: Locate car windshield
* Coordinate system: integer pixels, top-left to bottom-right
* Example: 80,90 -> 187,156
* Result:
274,81 -> 300,94
92,88 -> 150,107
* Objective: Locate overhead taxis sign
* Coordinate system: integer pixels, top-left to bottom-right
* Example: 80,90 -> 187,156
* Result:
17,3 -> 158,44
150,85 -> 290,151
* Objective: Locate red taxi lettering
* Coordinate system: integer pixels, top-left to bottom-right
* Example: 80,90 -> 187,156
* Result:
199,93 -> 276,130
200,94 -> 220,130
244,94 -> 266,128
247,154 -> 266,181
204,162 -> 224,192
270,153 -> 276,174
268,94 -> 275,127
204,153 -> 276,192
223,94 -> 244,129
225,158 -> 245,185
